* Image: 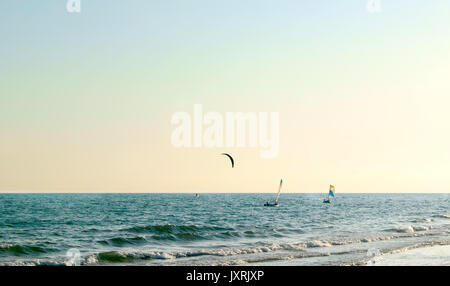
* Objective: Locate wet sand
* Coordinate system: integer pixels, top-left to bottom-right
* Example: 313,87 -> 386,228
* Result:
374,245 -> 450,266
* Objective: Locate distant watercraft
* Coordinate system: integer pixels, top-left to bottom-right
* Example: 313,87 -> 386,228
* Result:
264,179 -> 283,207
323,185 -> 335,203
195,193 -> 199,197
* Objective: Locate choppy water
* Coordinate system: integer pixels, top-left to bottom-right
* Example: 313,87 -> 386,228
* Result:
0,193 -> 449,266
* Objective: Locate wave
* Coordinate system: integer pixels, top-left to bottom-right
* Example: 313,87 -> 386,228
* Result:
123,224 -> 231,234
433,214 -> 450,219
89,243 -> 370,266
0,244 -> 47,255
412,226 -> 432,232
98,236 -> 147,246
99,225 -> 297,245
305,240 -> 332,248
1,227 -> 447,266
118,224 -> 238,242
3,232 -> 449,266
82,230 -> 449,264
394,226 -> 415,233
348,240 -> 450,266
209,252 -> 333,266
411,217 -> 432,223
385,224 -> 433,233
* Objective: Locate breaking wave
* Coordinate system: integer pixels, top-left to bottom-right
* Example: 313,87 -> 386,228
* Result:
0,244 -> 48,255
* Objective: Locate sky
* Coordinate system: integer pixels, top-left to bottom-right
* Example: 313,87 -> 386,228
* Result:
0,0 -> 449,193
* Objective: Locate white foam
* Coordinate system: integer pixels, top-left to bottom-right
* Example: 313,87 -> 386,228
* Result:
395,226 -> 415,233
432,213 -> 450,219
306,240 -> 332,248
374,244 -> 450,266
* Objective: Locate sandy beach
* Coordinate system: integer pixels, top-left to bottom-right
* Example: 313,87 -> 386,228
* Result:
374,245 -> 450,266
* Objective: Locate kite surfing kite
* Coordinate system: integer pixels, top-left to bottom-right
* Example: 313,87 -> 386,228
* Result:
221,153 -> 234,168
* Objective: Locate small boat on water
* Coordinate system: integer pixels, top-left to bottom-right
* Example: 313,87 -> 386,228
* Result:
264,179 -> 283,207
323,185 -> 335,203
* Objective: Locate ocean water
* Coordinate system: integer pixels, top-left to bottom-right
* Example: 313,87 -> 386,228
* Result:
0,193 -> 449,266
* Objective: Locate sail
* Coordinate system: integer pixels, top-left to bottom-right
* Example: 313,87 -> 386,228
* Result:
328,185 -> 335,199
275,179 -> 283,204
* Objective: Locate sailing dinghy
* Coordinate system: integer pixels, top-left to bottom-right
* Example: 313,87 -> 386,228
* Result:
264,179 -> 283,207
323,185 -> 335,203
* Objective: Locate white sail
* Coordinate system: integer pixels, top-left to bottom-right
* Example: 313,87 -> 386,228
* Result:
275,179 -> 283,204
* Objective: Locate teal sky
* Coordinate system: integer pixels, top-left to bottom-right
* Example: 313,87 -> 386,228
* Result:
1,1 -> 450,192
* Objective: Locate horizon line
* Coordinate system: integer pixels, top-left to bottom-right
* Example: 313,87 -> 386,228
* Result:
0,192 -> 448,194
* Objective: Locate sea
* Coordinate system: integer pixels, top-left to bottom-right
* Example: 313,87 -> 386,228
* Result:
0,193 -> 449,266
